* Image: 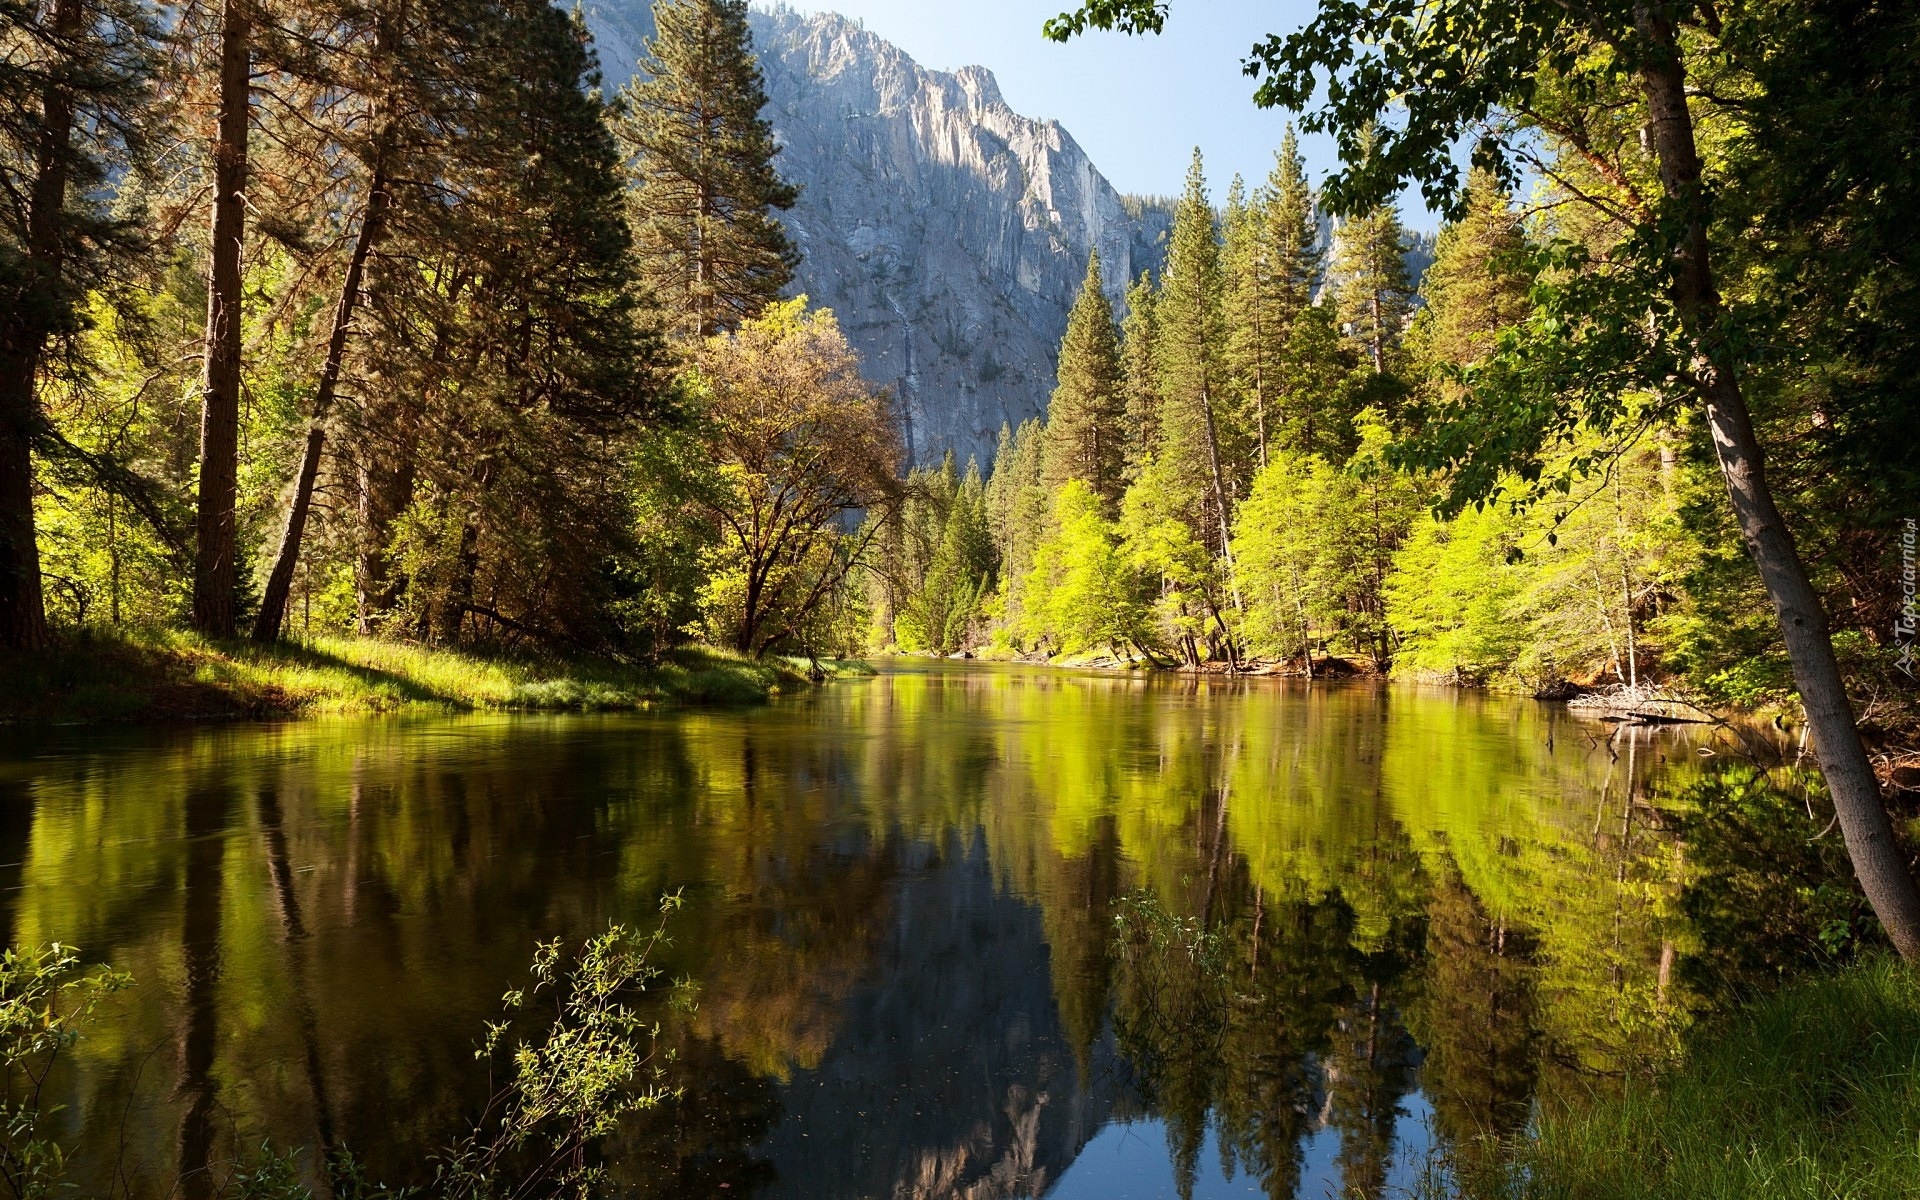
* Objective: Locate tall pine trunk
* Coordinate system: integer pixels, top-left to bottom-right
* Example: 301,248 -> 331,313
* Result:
0,0 -> 87,651
1635,9 -> 1920,959
191,0 -> 252,636
252,140 -> 393,643
0,390 -> 45,650
354,449 -> 412,633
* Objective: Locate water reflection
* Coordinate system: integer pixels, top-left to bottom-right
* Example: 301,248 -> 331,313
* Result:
0,664 -> 1737,1198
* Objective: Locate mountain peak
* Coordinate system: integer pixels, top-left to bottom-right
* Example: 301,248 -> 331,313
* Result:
584,2 -> 1170,466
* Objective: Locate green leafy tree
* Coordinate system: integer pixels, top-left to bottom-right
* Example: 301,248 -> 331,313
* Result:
1043,0 -> 1920,957
1232,449 -> 1329,669
1120,457 -> 1219,667
687,299 -> 900,656
1311,413 -> 1422,667
1385,503 -> 1527,683
984,418 -> 1051,645
616,0 -> 799,338
1022,480 -> 1146,656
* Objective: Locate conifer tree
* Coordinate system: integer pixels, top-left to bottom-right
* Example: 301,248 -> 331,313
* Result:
1043,252 -> 1126,504
1228,126 -> 1323,467
1222,172 -> 1267,463
1407,167 -> 1532,373
1332,201 -> 1414,375
1266,125 -> 1321,319
1118,272 -> 1161,482
0,0 -> 155,649
345,0 -> 662,647
1154,150 -> 1235,558
253,0 -> 407,643
190,0 -> 256,635
616,0 -> 798,338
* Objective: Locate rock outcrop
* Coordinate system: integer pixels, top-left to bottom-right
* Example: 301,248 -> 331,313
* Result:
585,3 -> 1171,467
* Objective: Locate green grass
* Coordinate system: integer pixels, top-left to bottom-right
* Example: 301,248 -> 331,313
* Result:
1489,957 -> 1920,1200
0,626 -> 864,723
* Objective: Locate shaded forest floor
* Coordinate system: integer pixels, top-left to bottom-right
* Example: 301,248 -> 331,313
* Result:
0,628 -> 862,723
1449,956 -> 1920,1199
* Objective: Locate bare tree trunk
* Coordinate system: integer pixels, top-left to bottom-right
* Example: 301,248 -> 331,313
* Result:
1636,9 -> 1920,958
0,0 -> 87,651
0,364 -> 48,651
354,447 -> 411,633
191,0 -> 252,637
253,144 -> 394,642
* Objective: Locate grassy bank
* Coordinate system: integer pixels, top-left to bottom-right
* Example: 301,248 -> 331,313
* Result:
0,627 -> 867,723
1486,957 -> 1920,1199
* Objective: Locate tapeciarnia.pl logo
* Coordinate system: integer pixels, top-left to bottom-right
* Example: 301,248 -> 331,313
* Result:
1899,517 -> 1917,679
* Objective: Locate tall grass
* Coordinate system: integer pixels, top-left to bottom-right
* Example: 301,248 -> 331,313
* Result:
0,626 -> 856,722
1490,957 -> 1920,1200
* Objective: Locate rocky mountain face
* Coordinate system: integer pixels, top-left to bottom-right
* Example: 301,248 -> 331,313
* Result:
584,2 -> 1172,468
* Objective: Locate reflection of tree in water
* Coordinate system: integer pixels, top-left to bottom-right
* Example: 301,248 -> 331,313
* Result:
0,678 -> 1864,1200
1664,762 -> 1887,995
609,1037 -> 782,1199
1106,824 -> 1427,1200
1039,815 -> 1123,1082
1406,871 -> 1538,1189
176,783 -> 231,1200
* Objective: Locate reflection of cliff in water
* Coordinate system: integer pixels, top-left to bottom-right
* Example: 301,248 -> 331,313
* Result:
0,676 -> 1754,1200
753,831 -> 1130,1200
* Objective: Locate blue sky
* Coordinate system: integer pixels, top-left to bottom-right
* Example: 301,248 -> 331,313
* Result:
772,0 -> 1432,223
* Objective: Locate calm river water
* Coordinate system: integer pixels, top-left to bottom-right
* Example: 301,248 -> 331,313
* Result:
0,663 -> 1744,1198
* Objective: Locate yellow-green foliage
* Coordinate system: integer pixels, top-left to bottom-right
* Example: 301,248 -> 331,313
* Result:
1021,480 -> 1144,655
0,627 -> 819,722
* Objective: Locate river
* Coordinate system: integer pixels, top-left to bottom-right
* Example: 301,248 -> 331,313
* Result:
0,662 -> 1771,1198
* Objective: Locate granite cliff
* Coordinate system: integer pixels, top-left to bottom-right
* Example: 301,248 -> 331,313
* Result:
584,3 -> 1172,467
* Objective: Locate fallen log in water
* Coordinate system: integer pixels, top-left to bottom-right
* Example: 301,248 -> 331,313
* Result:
1566,685 -> 1715,724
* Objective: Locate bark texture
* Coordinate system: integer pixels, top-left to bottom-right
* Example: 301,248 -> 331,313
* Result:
1634,8 -> 1920,959
0,0 -> 86,651
252,144 -> 392,642
191,0 -> 251,636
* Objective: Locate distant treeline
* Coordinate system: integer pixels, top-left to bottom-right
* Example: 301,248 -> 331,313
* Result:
866,130 -> 1911,709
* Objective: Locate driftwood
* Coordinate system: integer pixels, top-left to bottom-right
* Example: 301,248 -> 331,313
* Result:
1566,684 -> 1714,724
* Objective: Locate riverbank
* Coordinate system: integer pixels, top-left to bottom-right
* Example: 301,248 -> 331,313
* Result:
0,627 -> 863,723
1471,956 -> 1920,1199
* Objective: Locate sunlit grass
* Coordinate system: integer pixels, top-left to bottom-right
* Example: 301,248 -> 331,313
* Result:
1480,957 -> 1920,1200
0,625 -> 863,722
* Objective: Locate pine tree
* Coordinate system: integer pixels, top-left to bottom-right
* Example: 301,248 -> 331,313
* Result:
616,0 -> 798,338
1154,149 -> 1235,558
1227,125 -> 1323,467
190,0 -> 255,636
1118,271 -> 1161,482
347,0 -> 662,646
1043,252 -> 1126,505
0,0 -> 155,648
1407,167 -> 1533,372
1332,201 -> 1414,375
1222,172 -> 1268,464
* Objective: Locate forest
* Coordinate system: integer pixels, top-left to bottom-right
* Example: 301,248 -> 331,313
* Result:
8,0 -> 1919,949
5,0 -> 1913,716
1,0 -> 893,663
6,0 -> 1920,1194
